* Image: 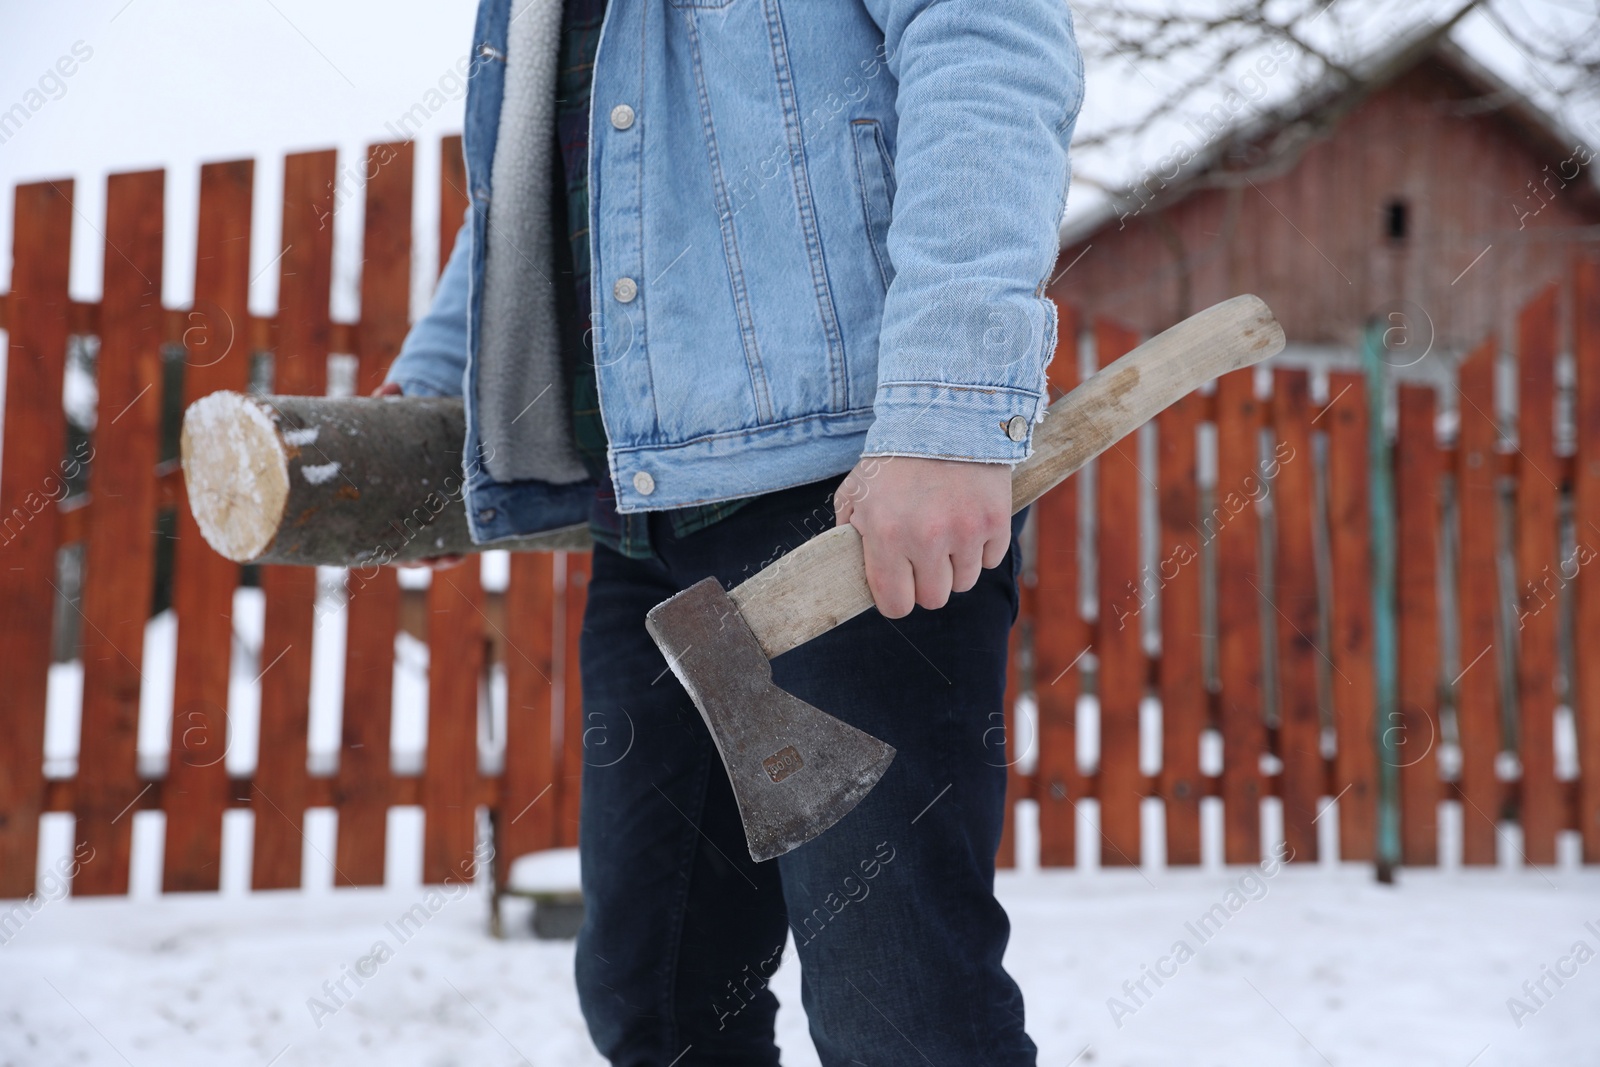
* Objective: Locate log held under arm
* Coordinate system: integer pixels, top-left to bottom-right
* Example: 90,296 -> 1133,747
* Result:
180,392 -> 592,567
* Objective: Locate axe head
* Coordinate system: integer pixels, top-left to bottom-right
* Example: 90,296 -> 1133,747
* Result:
645,577 -> 896,862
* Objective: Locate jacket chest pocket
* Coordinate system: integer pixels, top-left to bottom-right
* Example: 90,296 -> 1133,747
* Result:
851,118 -> 897,293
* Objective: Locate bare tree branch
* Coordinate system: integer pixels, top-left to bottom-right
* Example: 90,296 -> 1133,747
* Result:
1067,0 -> 1598,225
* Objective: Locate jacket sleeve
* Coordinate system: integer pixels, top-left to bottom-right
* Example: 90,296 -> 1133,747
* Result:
383,219 -> 472,398
858,0 -> 1083,463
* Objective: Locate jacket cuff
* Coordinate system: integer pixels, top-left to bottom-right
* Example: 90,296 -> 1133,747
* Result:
382,371 -> 460,399
860,382 -> 1045,464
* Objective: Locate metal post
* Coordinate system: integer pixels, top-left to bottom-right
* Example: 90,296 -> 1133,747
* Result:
1364,321 -> 1402,883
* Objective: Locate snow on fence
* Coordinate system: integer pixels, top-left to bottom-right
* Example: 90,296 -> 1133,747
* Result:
1,138 -> 1598,901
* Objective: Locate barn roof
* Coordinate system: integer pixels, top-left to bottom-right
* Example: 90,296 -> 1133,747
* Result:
1061,13 -> 1599,248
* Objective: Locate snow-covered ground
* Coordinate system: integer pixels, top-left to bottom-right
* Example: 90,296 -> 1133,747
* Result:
16,548 -> 1600,1066
3,863 -> 1598,1066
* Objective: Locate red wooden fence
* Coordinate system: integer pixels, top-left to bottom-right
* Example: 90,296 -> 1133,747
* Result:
1,139 -> 1597,900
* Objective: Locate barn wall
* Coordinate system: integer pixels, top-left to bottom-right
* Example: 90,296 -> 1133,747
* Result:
1051,59 -> 1599,355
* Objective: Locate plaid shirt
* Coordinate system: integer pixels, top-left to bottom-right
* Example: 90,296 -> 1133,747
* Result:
560,0 -> 748,559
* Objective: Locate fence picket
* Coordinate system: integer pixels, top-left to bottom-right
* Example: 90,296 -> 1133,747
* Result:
73,170 -> 166,895
335,142 -> 412,886
1095,319 -> 1143,866
1157,389 -> 1203,865
423,560 -> 484,884
499,553 -> 559,872
1576,258 -> 1600,863
1396,383 -> 1441,866
557,553 -> 590,848
1514,285 -> 1562,866
416,136 -> 486,885
1455,339 -> 1503,865
164,161 -> 253,892
1033,303 -> 1082,867
0,180 -> 73,899
1325,373 -> 1377,861
252,150 -> 335,890
1215,368 -> 1266,863
1273,369 -> 1321,862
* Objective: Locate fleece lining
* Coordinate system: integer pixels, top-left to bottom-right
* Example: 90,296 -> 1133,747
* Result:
478,0 -> 590,485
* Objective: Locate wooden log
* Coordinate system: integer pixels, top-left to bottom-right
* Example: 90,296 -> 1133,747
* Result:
180,391 -> 592,566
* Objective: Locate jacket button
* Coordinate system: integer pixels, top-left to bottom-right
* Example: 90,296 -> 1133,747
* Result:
610,104 -> 635,130
613,277 -> 638,303
1004,415 -> 1029,442
632,470 -> 655,496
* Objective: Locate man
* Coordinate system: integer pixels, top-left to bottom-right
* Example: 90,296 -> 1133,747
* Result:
384,0 -> 1083,1061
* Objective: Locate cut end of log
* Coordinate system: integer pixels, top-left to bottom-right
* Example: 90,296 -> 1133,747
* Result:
181,391 -> 290,562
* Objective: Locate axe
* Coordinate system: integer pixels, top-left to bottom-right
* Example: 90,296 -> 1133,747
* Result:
646,295 -> 1285,862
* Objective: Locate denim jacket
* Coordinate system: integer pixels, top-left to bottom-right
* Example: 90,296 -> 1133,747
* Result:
385,0 -> 1084,544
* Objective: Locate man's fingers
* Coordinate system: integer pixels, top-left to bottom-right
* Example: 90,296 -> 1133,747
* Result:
951,549 -> 983,594
912,551 -> 955,612
840,455 -> 1012,618
980,531 -> 1010,570
860,530 -> 916,619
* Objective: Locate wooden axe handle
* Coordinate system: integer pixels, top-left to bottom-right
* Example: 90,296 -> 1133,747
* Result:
728,294 -> 1286,660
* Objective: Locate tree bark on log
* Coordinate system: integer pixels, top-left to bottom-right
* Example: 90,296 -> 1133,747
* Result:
180,391 -> 592,566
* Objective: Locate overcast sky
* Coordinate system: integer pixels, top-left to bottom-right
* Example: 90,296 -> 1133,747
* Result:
0,0 -> 479,318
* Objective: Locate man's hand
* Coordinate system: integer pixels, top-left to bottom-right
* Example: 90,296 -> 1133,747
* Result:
833,456 -> 1012,619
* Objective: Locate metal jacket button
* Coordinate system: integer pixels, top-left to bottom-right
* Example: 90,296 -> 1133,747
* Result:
610,104 -> 635,130
613,277 -> 638,303
632,470 -> 655,495
1004,414 -> 1029,442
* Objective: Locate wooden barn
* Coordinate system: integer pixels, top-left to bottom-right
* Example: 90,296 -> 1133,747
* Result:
1048,31 -> 1600,360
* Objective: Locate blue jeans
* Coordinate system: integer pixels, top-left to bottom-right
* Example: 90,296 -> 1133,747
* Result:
574,476 -> 1035,1066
